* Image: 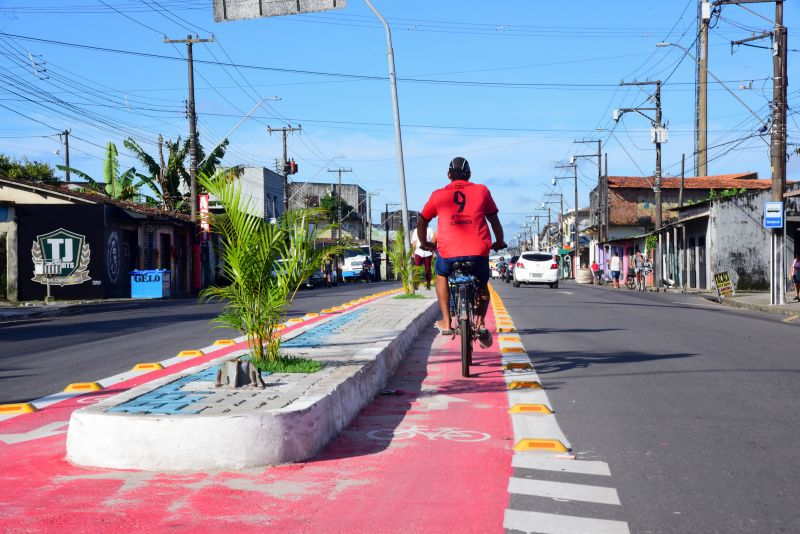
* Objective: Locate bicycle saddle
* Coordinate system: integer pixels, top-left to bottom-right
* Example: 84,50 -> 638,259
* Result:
452,261 -> 476,273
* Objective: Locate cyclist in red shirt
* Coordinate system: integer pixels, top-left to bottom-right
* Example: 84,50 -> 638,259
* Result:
416,157 -> 506,347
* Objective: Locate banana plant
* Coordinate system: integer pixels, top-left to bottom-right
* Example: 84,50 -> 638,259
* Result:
57,142 -> 154,202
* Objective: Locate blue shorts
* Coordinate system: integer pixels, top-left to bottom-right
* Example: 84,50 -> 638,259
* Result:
435,256 -> 491,286
611,270 -> 621,280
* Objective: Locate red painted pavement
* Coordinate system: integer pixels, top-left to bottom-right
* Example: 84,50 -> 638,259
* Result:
0,308 -> 512,533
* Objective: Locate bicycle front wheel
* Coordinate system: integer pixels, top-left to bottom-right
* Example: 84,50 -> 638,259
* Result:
460,318 -> 472,377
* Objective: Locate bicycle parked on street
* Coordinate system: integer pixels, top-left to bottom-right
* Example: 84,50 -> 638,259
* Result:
448,260 -> 479,378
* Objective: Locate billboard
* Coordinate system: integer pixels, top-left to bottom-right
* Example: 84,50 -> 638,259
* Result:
214,0 -> 346,22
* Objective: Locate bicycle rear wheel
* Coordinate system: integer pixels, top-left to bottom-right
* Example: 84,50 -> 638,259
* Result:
460,318 -> 472,377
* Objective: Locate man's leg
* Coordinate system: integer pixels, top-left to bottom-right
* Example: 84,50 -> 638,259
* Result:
476,283 -> 490,329
413,255 -> 423,290
423,256 -> 432,289
435,274 -> 451,331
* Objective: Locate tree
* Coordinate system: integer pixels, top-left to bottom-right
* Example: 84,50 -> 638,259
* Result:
0,154 -> 59,185
57,142 -> 154,202
319,193 -> 359,223
124,136 -> 189,212
198,169 -> 347,364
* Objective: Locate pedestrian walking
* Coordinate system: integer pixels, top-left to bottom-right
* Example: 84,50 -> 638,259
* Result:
792,253 -> 800,302
608,251 -> 622,289
411,226 -> 436,290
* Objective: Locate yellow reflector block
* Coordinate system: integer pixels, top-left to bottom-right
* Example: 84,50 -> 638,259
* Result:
321,308 -> 335,314
213,339 -> 236,346
504,362 -> 532,371
132,363 -> 164,371
509,404 -> 553,414
514,438 -> 569,452
177,350 -> 204,358
507,381 -> 542,390
500,336 -> 520,342
64,382 -> 103,392
304,313 -> 320,319
286,318 -> 304,324
501,347 -> 526,354
0,403 -> 37,414
498,327 -> 517,333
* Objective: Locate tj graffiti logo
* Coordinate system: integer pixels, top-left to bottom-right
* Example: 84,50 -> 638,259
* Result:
31,228 -> 91,286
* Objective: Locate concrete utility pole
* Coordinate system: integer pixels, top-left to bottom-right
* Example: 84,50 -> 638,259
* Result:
617,79 -> 664,287
545,193 -> 564,246
59,130 -> 70,182
555,162 -> 580,276
697,0 -> 710,176
575,139 -> 603,241
328,168 -> 352,240
679,153 -> 686,208
268,125 -> 301,213
163,35 -> 214,224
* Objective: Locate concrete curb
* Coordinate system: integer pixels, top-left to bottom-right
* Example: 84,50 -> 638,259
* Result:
66,297 -> 438,471
699,293 -> 799,317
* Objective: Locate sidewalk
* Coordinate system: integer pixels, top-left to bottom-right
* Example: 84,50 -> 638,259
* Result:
702,291 -> 800,317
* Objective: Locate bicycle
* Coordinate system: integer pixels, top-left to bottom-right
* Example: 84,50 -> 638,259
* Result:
367,426 -> 491,442
448,260 -> 479,378
625,268 -> 637,290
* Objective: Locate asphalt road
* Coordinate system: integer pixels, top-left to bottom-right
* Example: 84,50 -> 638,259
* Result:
492,280 -> 800,533
0,281 -> 400,404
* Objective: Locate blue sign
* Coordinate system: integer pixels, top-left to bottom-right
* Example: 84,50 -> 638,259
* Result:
764,201 -> 784,229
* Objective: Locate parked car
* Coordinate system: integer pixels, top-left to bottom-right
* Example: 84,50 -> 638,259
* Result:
513,251 -> 559,289
504,255 -> 519,283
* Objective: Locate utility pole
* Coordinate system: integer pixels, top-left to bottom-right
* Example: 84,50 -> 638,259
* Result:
545,193 -> 564,247
268,125 -> 302,213
697,0 -> 710,176
604,152 -> 609,242
58,130 -> 70,182
679,153 -> 686,207
555,162 -> 580,276
617,79 -> 664,287
328,168 -> 353,240
164,35 -> 214,224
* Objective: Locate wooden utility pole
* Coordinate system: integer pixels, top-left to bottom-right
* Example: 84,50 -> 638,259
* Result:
268,125 -> 301,214
163,35 -> 214,224
771,0 -> 787,305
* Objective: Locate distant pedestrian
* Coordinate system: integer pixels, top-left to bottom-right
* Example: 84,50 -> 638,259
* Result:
608,251 -> 622,289
411,226 -> 436,290
792,253 -> 800,302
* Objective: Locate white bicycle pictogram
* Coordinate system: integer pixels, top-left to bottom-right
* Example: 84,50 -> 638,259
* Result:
366,425 -> 491,442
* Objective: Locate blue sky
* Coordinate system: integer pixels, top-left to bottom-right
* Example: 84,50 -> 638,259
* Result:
0,0 -> 797,240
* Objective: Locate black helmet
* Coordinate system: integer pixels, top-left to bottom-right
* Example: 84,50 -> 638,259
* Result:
448,157 -> 471,180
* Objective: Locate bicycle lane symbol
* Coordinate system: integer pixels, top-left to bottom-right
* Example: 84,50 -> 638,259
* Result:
367,426 -> 491,443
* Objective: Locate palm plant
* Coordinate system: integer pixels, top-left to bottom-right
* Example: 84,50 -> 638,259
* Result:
57,142 -> 154,202
387,227 -> 425,295
199,169 -> 346,363
124,136 -> 190,212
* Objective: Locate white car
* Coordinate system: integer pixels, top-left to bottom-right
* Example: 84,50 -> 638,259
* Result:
513,251 -> 559,289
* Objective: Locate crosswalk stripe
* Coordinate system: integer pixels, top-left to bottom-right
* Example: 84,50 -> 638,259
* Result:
512,455 -> 611,476
508,477 -> 621,505
504,509 -> 630,534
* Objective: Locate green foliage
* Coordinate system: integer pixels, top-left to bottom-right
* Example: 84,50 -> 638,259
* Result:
199,169 -> 348,363
125,137 -> 189,212
0,154 -> 58,185
687,187 -> 748,206
386,227 -> 425,295
57,142 -> 154,202
249,355 -> 322,374
319,193 -> 359,222
645,234 -> 658,254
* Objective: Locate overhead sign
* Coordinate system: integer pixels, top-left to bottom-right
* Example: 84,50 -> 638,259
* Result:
764,201 -> 784,229
199,194 -> 210,241
213,0 -> 346,22
31,228 -> 91,286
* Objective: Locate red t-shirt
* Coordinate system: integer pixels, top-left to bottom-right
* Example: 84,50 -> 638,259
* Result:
420,180 -> 498,258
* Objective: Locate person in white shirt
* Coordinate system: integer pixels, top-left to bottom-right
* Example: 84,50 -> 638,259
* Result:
411,226 -> 436,290
607,251 -> 622,289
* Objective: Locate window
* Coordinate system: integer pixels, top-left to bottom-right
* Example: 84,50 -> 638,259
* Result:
522,253 -> 554,262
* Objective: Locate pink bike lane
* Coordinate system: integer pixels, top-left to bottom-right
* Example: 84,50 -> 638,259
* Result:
0,309 -> 513,533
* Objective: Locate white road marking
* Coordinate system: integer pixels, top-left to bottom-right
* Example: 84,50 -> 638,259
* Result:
512,455 -> 611,476
0,421 -> 69,445
504,509 -> 630,534
559,291 -> 574,295
508,477 -> 621,505
413,394 -> 469,411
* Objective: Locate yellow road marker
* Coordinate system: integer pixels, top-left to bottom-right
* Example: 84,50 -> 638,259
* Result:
783,315 -> 799,323
286,318 -> 304,324
304,313 -> 320,319
132,363 -> 164,371
513,438 -> 569,452
177,350 -> 204,358
0,403 -> 37,414
507,381 -> 542,390
321,308 -> 335,314
500,336 -> 520,342
213,339 -> 236,346
64,382 -> 103,392
501,347 -> 526,354
504,362 -> 533,370
509,404 -> 553,415
498,327 -> 517,333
